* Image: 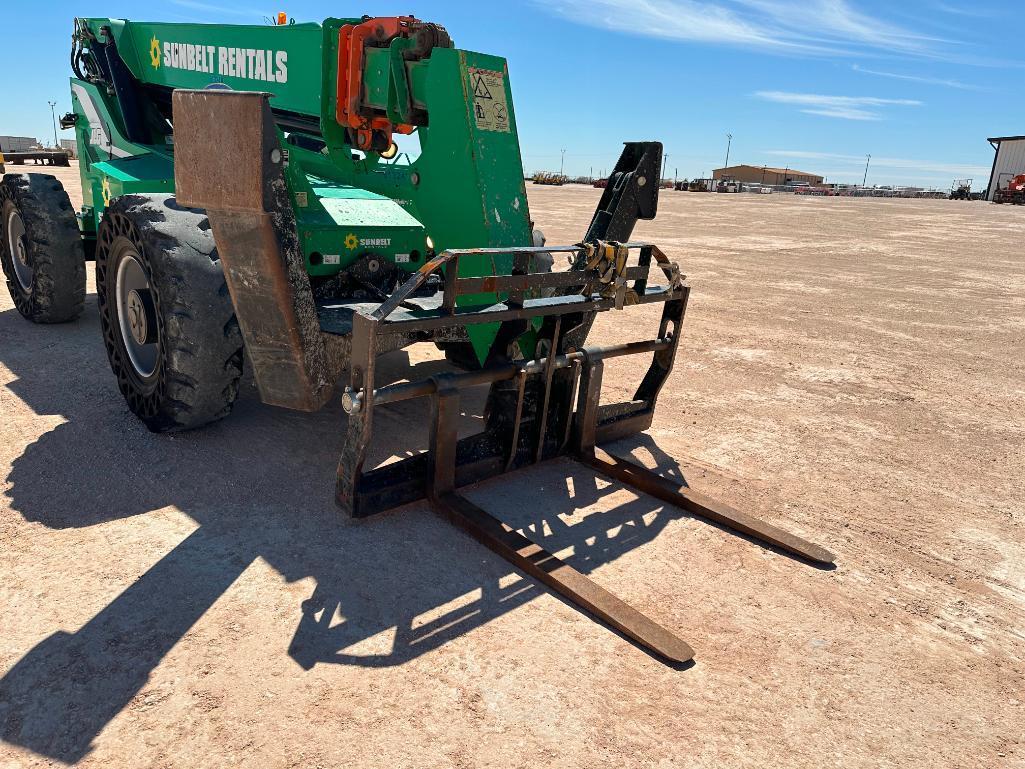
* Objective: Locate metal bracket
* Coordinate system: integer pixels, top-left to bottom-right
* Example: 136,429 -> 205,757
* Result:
333,240 -> 834,665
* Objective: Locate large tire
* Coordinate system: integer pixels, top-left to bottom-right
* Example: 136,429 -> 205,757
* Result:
96,194 -> 244,432
0,173 -> 86,322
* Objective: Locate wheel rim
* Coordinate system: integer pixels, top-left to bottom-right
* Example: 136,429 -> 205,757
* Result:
114,245 -> 159,379
5,206 -> 32,292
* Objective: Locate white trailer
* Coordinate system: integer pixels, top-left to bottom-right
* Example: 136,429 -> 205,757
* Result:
0,136 -> 37,153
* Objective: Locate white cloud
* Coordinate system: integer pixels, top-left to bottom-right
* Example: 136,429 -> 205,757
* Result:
852,64 -> 980,91
541,0 -> 953,59
933,2 -> 995,18
764,150 -> 990,178
755,91 -> 922,120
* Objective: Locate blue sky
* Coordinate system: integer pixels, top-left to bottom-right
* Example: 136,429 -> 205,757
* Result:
1,1 -> 1021,187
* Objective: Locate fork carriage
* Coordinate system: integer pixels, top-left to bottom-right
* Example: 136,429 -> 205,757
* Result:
330,241 -> 833,664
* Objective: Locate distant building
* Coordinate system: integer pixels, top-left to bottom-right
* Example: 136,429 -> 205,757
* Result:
0,136 -> 37,153
713,164 -> 824,186
986,136 -> 1025,201
60,139 -> 77,157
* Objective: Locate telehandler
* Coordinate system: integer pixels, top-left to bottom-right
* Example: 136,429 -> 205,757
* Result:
0,14 -> 833,664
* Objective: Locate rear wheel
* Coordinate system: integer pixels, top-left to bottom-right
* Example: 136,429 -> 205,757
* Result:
97,194 -> 244,432
0,173 -> 85,322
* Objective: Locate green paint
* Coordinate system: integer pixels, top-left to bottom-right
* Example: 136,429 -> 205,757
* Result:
72,17 -> 535,363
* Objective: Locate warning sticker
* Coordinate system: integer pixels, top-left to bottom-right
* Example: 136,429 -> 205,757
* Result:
468,67 -> 510,133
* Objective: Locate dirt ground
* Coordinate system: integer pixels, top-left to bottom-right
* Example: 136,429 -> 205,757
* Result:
0,162 -> 1023,768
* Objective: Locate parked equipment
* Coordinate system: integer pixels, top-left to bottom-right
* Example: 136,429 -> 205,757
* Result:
533,171 -> 567,185
0,151 -> 71,167
0,15 -> 834,664
994,174 -> 1025,205
949,179 -> 972,201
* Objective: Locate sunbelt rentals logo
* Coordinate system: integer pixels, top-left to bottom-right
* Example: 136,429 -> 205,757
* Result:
344,234 -> 392,251
149,34 -> 288,84
150,36 -> 161,69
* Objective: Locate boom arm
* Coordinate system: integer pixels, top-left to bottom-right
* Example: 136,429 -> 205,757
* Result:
71,15 -> 536,361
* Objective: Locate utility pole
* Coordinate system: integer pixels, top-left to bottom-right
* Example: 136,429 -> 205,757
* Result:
661,153 -> 669,184
560,148 -> 566,176
48,101 -> 59,149
863,154 -> 872,187
724,133 -> 733,170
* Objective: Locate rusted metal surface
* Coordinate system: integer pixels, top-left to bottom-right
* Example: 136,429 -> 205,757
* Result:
172,89 -> 276,214
373,242 -> 679,328
582,448 -> 836,565
332,233 -> 833,661
172,90 -> 333,412
420,356 -> 693,663
334,240 -> 687,518
335,312 -> 379,512
432,491 -> 695,665
342,338 -> 673,416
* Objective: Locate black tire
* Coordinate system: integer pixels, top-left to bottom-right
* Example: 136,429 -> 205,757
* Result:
0,173 -> 86,323
96,194 -> 244,432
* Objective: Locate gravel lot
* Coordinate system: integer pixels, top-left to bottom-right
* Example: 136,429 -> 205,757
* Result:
1,162 -> 1022,768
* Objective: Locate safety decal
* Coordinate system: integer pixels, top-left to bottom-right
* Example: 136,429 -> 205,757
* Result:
468,68 -> 510,133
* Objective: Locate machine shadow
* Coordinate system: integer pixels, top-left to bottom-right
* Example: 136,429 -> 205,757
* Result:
0,306 -> 692,763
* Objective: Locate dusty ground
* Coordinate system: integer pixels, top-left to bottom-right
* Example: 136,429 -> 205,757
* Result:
0,162 -> 1023,768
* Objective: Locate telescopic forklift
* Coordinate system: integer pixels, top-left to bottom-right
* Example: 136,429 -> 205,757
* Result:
0,14 -> 834,664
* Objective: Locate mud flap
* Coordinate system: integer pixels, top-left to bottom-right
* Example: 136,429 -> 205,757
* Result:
171,89 -> 332,412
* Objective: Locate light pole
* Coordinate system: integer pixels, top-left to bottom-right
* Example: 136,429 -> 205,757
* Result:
661,153 -> 669,184
724,133 -> 733,170
863,154 -> 872,187
48,101 -> 59,149
560,148 -> 566,176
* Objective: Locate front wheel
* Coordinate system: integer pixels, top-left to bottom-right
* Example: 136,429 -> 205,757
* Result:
97,194 -> 244,432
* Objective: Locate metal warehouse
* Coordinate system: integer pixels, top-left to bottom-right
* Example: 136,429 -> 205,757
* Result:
713,164 -> 824,186
986,136 -> 1025,201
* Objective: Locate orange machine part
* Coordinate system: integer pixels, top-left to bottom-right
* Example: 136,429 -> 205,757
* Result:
336,16 -> 418,152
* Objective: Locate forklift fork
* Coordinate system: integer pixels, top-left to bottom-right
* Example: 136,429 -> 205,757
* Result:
337,245 -> 834,664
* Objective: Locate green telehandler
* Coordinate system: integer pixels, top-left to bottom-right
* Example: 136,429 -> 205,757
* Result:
0,14 -> 833,664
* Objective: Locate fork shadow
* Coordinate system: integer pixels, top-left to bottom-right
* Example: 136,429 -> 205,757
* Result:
0,303 -> 702,763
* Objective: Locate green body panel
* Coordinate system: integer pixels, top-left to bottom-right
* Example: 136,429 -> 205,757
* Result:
100,19 -> 325,115
69,77 -> 171,233
72,17 -> 535,361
